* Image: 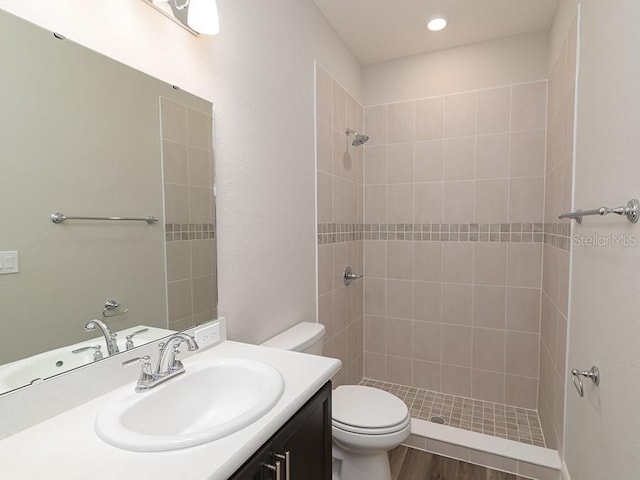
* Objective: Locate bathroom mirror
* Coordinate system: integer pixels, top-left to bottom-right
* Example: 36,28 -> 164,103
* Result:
0,9 -> 217,395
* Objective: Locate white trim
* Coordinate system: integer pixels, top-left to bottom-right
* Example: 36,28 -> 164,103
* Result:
412,418 -> 562,470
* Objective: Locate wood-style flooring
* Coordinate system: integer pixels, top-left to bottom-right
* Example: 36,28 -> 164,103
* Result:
389,446 -> 528,480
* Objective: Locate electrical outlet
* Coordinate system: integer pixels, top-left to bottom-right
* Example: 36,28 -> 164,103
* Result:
194,322 -> 220,348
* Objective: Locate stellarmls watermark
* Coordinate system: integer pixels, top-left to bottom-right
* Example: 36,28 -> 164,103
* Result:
572,234 -> 639,247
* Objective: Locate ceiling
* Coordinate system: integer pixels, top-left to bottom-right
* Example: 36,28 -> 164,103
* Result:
313,0 -> 560,66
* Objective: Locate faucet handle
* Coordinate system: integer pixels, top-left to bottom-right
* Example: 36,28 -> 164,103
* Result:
122,355 -> 154,392
125,328 -> 150,350
72,345 -> 103,361
167,343 -> 184,373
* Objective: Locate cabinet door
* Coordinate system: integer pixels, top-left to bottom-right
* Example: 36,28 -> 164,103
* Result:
229,439 -> 276,480
272,382 -> 332,480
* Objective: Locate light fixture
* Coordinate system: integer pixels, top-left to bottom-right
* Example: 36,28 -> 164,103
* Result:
142,0 -> 219,36
426,17 -> 448,32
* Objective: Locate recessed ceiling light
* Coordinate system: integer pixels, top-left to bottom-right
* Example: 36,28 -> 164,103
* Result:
426,17 -> 448,32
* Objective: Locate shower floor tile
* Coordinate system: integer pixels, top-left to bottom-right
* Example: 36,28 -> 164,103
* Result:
359,378 -> 546,448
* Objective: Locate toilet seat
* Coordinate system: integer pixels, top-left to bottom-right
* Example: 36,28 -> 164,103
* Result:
332,386 -> 410,435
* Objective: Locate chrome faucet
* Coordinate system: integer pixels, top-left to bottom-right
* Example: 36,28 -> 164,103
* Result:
85,319 -> 119,356
122,333 -> 199,392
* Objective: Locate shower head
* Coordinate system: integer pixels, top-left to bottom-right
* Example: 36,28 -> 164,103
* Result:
345,128 -> 369,147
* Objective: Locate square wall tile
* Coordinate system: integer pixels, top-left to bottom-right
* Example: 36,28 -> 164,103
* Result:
387,241 -> 413,280
477,87 -> 511,134
506,375 -> 538,409
386,318 -> 413,357
472,369 -> 505,404
364,145 -> 386,184
387,184 -> 414,223
443,181 -> 475,223
412,321 -> 442,362
473,285 -> 506,329
509,177 -> 544,223
511,81 -> 547,131
415,97 -> 445,140
414,183 -> 443,224
443,284 -> 472,325
475,179 -> 508,223
162,140 -> 189,185
161,97 -> 187,144
187,108 -> 213,151
365,185 -> 386,223
476,133 -> 509,179
414,140 -> 444,182
442,243 -> 474,284
473,328 -> 505,372
441,365 -> 472,397
386,279 -> 413,319
506,287 -> 541,333
442,325 -> 472,367
386,143 -> 414,184
413,282 -> 442,322
364,352 -> 386,380
413,360 -> 441,391
507,244 -> 542,288
387,356 -> 413,385
364,315 -> 385,353
473,243 -> 507,286
387,101 -> 414,144
445,92 -> 476,138
506,332 -> 540,377
414,243 -> 442,282
364,240 -> 386,278
510,130 -> 546,177
365,105 -> 387,145
444,137 -> 475,181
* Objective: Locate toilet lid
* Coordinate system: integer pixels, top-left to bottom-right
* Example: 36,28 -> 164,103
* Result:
332,386 -> 409,431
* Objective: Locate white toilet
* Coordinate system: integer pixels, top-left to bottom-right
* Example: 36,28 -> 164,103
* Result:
261,322 -> 411,480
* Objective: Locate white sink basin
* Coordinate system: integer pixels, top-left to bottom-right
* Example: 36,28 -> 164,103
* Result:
95,358 -> 285,452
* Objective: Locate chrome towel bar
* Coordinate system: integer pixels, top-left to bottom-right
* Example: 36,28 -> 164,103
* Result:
558,199 -> 639,224
51,212 -> 159,224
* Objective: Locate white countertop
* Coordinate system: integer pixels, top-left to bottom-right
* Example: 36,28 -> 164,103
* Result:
0,340 -> 341,480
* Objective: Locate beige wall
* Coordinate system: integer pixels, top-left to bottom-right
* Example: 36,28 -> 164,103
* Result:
566,1 -> 640,478
316,65 -> 364,387
363,31 -> 549,106
539,7 -> 577,454
361,82 -> 547,410
203,0 -> 363,344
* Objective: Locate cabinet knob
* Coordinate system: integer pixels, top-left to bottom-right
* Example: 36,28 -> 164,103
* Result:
275,451 -> 290,480
264,460 -> 281,480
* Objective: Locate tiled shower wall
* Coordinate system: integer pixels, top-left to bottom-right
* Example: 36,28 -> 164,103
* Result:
316,65 -> 364,387
161,97 -> 218,331
362,82 -> 548,409
539,15 -> 578,452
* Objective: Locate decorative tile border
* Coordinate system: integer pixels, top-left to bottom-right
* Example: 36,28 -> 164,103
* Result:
360,378 -> 546,448
543,222 -> 571,251
165,223 -> 216,242
318,223 -> 545,245
317,223 -> 363,244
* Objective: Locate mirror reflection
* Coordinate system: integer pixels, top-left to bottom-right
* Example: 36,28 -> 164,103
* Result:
0,9 -> 217,394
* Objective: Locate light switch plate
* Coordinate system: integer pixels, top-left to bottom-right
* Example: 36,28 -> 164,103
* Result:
0,251 -> 19,274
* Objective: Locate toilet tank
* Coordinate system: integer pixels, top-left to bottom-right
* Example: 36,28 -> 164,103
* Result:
261,322 -> 325,355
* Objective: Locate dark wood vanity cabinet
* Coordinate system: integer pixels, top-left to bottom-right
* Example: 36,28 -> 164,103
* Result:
229,381 -> 332,480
